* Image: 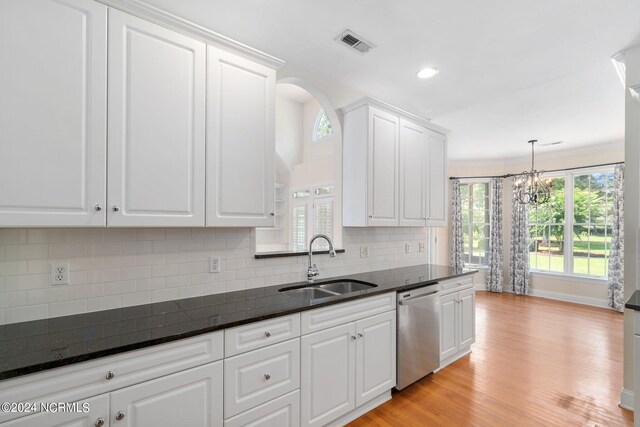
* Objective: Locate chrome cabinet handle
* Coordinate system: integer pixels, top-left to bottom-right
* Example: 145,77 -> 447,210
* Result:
264,373 -> 271,380
357,333 -> 363,338
95,204 -> 103,212
264,331 -> 271,337
95,418 -> 105,427
270,212 -> 275,216
115,411 -> 125,421
106,371 -> 115,380
112,205 -> 120,212
351,335 -> 357,340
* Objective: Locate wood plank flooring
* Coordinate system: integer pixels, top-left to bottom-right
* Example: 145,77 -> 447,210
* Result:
349,292 -> 633,426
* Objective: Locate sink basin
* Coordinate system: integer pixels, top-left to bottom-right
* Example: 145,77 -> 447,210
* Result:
318,280 -> 377,294
279,280 -> 377,299
278,286 -> 339,299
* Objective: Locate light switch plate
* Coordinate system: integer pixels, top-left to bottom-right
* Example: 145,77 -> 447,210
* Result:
419,242 -> 426,252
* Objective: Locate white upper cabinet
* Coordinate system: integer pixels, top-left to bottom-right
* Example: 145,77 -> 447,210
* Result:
0,0 -> 107,227
206,47 -> 276,227
107,9 -> 206,227
342,98 -> 449,227
399,119 -> 427,227
367,108 -> 400,227
426,130 -> 447,226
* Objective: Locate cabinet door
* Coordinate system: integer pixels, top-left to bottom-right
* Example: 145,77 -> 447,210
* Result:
439,292 -> 458,361
207,47 -> 275,227
426,130 -> 447,226
224,390 -> 300,427
301,323 -> 356,427
2,394 -> 109,427
399,119 -> 427,227
107,9 -> 205,227
367,107 -> 399,226
458,289 -> 476,349
110,362 -> 223,427
355,311 -> 396,406
0,0 -> 106,227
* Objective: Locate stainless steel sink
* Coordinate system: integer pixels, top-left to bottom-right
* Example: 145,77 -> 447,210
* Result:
278,286 -> 339,299
279,280 -> 377,299
318,280 -> 377,294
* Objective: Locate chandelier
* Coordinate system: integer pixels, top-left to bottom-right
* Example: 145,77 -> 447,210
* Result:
513,140 -> 552,205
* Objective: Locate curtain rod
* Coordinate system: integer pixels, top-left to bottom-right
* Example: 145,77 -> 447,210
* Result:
448,161 -> 625,180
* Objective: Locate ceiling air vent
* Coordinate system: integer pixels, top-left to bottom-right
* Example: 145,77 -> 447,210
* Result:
336,30 -> 376,54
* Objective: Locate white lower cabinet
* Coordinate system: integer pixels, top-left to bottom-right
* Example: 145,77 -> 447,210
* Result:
301,308 -> 396,427
439,283 -> 476,368
223,339 -> 300,418
110,362 -> 223,427
301,322 -> 356,427
2,394 -> 109,427
224,390 -> 300,427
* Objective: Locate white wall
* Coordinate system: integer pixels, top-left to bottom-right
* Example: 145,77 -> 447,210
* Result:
289,97 -> 336,189
275,95 -> 303,172
623,43 -> 640,404
445,145 -> 624,302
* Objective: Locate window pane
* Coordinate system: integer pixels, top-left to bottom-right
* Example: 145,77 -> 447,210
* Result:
572,225 -> 589,275
460,185 -> 469,209
313,200 -> 333,250
549,177 -> 565,223
313,110 -> 333,141
314,185 -> 334,196
574,175 -> 590,223
549,225 -> 564,272
472,184 -> 487,209
292,190 -> 310,199
292,205 -> 307,252
590,173 -> 606,223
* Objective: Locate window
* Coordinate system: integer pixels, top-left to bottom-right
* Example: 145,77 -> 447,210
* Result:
291,185 -> 334,251
528,168 -> 614,278
529,176 -> 565,272
460,182 -> 490,266
312,110 -> 333,141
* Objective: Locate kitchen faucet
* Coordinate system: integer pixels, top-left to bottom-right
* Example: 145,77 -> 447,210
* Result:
307,234 -> 337,284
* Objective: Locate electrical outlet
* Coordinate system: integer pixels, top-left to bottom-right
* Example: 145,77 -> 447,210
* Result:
360,246 -> 369,258
419,242 -> 426,252
50,262 -> 69,285
405,243 -> 411,253
209,256 -> 221,273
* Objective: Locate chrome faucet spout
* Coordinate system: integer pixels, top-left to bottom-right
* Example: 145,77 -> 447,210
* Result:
307,234 -> 336,284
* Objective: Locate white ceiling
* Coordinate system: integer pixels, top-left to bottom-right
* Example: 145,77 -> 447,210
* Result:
142,0 -> 640,161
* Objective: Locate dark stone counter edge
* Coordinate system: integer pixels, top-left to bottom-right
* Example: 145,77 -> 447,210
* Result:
254,249 -> 346,259
0,269 -> 477,381
625,290 -> 640,310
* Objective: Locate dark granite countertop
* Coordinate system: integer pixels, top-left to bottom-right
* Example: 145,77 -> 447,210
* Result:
625,290 -> 640,310
0,264 -> 476,381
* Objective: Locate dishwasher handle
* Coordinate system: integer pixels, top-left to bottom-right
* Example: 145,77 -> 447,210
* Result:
398,291 -> 438,306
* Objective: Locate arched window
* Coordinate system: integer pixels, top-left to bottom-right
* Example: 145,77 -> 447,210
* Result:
312,110 -> 333,142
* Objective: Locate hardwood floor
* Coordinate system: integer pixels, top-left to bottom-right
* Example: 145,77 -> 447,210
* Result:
348,292 -> 633,427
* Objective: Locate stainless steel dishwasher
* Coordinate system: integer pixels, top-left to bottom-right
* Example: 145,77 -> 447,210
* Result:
396,283 -> 440,390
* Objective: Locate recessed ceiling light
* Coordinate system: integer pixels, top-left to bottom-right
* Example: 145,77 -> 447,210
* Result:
417,67 -> 439,79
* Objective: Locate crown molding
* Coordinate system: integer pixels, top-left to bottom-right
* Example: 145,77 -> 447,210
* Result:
96,0 -> 284,69
340,97 -> 451,136
631,84 -> 640,97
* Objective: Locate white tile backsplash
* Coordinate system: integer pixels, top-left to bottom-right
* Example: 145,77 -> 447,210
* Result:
0,227 -> 430,324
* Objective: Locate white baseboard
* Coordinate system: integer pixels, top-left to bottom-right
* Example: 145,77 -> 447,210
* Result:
527,288 -> 609,308
620,387 -> 634,411
327,390 -> 392,427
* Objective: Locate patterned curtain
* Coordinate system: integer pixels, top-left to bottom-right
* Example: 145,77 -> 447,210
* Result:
608,164 -> 624,312
486,178 -> 504,292
510,179 -> 530,294
450,179 -> 465,272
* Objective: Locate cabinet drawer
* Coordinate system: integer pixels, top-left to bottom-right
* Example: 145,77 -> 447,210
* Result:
224,390 -> 300,427
224,339 -> 300,418
439,275 -> 474,292
0,331 -> 223,423
301,293 -> 396,334
225,314 -> 300,357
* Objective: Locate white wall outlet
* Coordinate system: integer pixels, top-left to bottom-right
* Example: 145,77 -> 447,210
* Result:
209,256 -> 221,273
51,262 -> 69,285
360,246 -> 369,258
419,242 -> 426,252
405,243 -> 412,253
